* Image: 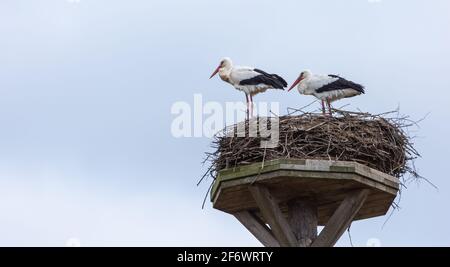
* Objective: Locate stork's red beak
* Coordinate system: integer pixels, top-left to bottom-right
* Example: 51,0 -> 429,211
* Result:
209,65 -> 220,79
288,75 -> 303,91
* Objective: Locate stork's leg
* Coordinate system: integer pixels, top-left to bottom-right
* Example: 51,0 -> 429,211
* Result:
326,100 -> 332,116
321,100 -> 326,115
250,95 -> 254,118
245,93 -> 250,121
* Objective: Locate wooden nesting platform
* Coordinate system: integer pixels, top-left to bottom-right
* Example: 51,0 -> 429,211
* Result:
210,159 -> 399,247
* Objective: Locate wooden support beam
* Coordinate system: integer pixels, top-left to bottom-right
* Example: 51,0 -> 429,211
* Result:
249,185 -> 298,247
311,189 -> 370,247
287,199 -> 318,247
234,211 -> 280,247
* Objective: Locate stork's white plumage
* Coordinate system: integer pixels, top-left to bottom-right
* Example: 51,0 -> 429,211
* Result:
210,58 -> 287,119
288,70 -> 365,115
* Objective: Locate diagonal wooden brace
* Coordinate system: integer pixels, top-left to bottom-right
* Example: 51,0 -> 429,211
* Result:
248,185 -> 298,247
311,189 -> 370,247
234,211 -> 280,247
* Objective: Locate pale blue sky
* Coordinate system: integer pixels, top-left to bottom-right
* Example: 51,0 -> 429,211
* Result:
0,0 -> 449,246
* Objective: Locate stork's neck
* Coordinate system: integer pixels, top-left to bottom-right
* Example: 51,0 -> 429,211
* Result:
218,66 -> 232,83
298,77 -> 313,95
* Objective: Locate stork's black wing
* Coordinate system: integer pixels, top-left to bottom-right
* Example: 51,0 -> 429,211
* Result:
316,74 -> 365,94
239,68 -> 287,89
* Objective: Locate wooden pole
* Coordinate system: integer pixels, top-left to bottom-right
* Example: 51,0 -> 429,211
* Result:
287,199 -> 318,247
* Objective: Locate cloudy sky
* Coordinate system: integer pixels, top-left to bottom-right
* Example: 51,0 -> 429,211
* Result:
0,0 -> 449,246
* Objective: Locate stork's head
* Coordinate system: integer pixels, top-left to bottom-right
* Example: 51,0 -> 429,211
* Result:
209,57 -> 233,79
288,70 -> 312,91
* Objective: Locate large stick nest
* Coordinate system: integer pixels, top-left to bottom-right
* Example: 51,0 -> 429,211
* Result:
203,109 -> 421,183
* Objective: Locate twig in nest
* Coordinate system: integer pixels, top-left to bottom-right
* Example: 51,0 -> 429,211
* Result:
287,100 -> 318,115
201,181 -> 214,209
347,224 -> 354,247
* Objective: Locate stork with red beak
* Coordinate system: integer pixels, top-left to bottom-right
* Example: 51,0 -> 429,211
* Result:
288,70 -> 365,115
210,57 -> 287,119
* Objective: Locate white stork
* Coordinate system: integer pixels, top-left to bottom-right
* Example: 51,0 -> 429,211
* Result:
288,70 -> 365,115
210,57 -> 287,119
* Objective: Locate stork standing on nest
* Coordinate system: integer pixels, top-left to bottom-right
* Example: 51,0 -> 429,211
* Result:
210,57 -> 287,119
288,70 -> 365,115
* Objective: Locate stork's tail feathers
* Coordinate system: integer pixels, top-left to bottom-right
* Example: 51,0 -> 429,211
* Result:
328,74 -> 365,94
271,74 -> 288,89
253,69 -> 287,90
352,83 -> 365,94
